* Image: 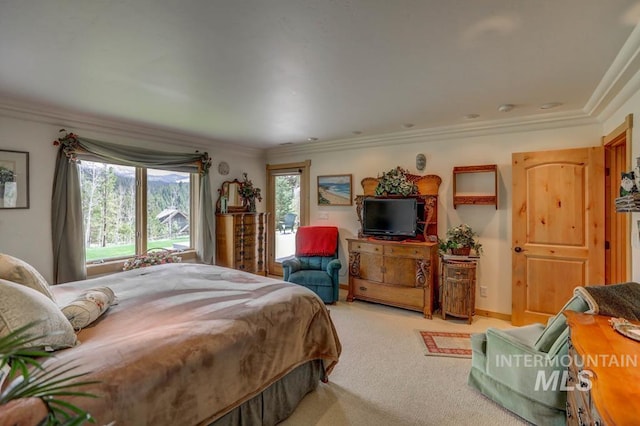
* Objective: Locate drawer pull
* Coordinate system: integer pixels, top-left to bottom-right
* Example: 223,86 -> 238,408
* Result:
359,286 -> 367,291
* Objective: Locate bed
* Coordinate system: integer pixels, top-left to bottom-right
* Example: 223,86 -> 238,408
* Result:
0,262 -> 342,425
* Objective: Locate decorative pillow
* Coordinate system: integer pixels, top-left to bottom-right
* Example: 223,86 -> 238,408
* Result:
0,253 -> 55,301
0,279 -> 77,350
61,287 -> 116,330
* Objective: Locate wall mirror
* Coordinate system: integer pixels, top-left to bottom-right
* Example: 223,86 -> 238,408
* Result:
217,179 -> 247,213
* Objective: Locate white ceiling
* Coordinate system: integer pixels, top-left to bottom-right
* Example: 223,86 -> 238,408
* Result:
1,1 -> 639,149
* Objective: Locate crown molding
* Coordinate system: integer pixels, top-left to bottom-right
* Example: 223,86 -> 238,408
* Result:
0,98 -> 264,158
586,23 -> 640,120
266,110 -> 599,156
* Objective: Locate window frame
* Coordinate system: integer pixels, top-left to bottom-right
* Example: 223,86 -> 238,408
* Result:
84,163 -> 198,277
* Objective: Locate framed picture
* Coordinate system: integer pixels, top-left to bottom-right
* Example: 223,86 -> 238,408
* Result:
317,174 -> 352,206
0,150 -> 29,209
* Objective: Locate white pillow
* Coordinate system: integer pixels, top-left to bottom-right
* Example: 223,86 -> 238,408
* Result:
61,287 -> 116,330
0,253 -> 55,301
0,279 -> 77,350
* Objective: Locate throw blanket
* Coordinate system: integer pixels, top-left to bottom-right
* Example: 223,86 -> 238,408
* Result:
574,282 -> 640,320
296,226 -> 338,256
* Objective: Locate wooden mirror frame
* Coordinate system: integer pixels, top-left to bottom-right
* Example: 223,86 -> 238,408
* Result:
216,179 -> 247,213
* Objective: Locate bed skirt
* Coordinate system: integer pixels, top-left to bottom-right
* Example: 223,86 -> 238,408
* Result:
210,360 -> 324,426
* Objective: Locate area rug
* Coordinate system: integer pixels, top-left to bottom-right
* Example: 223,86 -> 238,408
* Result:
417,331 -> 472,358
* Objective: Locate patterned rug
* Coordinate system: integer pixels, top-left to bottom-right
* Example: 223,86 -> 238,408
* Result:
418,331 -> 472,358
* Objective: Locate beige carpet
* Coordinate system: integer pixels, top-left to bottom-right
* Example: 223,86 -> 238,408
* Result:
280,291 -> 529,426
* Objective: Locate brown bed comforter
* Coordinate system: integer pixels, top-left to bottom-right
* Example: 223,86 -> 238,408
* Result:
3,263 -> 341,425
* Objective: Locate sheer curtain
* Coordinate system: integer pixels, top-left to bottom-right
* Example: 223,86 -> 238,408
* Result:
52,131 -> 214,284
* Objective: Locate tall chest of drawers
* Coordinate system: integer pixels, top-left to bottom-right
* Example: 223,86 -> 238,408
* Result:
215,212 -> 268,275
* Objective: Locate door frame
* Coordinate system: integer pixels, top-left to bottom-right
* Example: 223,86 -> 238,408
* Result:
603,114 -> 633,283
265,160 -> 311,276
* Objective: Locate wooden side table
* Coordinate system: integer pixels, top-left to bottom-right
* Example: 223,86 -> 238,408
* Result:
440,256 -> 477,323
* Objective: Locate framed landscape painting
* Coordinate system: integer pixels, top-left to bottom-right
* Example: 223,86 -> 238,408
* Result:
0,149 -> 29,209
318,174 -> 352,206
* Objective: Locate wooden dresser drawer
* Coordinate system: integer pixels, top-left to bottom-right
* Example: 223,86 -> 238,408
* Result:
444,265 -> 473,279
349,241 -> 382,254
383,245 -> 427,259
352,278 -> 423,309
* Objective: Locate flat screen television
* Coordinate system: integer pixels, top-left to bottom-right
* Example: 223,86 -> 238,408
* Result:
362,198 -> 418,238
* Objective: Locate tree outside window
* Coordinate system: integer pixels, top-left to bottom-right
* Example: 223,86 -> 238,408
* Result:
78,161 -> 191,262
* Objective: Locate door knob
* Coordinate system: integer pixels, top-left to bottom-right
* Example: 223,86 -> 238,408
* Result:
514,246 -> 523,253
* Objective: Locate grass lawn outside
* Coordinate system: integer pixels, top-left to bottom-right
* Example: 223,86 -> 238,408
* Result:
86,236 -> 191,262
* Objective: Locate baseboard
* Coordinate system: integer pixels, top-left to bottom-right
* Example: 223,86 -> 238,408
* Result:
340,284 -> 510,321
474,309 -> 511,322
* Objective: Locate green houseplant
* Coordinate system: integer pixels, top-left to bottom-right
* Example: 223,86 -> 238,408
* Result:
438,224 -> 483,256
0,322 -> 98,425
375,166 -> 418,196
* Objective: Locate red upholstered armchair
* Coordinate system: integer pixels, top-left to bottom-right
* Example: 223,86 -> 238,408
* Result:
282,226 -> 341,304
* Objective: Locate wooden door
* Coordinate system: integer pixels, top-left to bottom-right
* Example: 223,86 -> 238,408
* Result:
512,147 -> 605,325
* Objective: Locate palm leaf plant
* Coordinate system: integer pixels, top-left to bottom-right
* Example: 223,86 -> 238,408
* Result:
0,322 -> 98,425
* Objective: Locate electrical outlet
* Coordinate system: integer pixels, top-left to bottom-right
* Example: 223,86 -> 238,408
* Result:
318,212 -> 329,220
480,286 -> 488,297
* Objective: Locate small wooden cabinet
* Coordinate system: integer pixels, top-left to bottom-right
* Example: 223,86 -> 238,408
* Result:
215,212 -> 268,275
347,238 -> 438,318
440,256 -> 477,323
564,311 -> 640,426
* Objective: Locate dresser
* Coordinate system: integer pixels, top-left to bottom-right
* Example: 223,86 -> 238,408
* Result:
347,238 -> 438,318
564,311 -> 640,425
215,212 -> 268,275
440,256 -> 477,323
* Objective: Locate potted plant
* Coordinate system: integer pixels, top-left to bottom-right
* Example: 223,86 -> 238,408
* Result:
438,224 -> 483,256
238,173 -> 262,212
0,167 -> 15,184
375,166 -> 418,196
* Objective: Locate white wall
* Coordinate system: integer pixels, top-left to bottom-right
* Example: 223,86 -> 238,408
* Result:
0,113 -> 266,283
267,122 -> 604,315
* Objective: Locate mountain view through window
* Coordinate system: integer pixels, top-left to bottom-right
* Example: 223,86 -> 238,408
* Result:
78,161 -> 191,262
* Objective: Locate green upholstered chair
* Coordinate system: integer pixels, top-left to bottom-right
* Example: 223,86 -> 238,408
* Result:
468,293 -> 591,426
282,226 -> 341,304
